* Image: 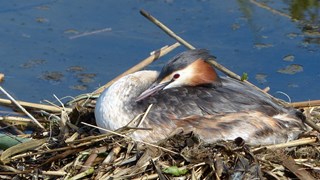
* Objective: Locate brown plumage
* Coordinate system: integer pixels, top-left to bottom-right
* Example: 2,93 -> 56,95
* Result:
95,49 -> 306,145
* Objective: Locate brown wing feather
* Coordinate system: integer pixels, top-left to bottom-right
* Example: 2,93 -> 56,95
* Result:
172,111 -> 305,145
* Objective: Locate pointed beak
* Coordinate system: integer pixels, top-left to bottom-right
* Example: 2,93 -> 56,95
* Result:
135,81 -> 171,102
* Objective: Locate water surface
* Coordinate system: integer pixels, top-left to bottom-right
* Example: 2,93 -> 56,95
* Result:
0,0 -> 319,110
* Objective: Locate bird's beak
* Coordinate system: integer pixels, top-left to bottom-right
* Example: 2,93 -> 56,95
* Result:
135,81 -> 171,102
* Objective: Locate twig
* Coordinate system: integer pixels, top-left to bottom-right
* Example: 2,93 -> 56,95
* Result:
0,121 -> 24,135
42,170 -> 66,176
290,100 -> 320,108
93,42 -> 180,95
81,146 -> 107,172
67,43 -> 180,105
137,104 -> 153,127
140,9 -> 195,50
102,145 -> 121,164
81,122 -> 178,155
252,137 -> 317,152
140,9 -> 285,106
150,159 -> 167,180
133,173 -> 159,180
304,118 -> 320,133
0,116 -> 32,123
0,97 -> 70,113
0,86 -> 45,130
68,167 -> 94,180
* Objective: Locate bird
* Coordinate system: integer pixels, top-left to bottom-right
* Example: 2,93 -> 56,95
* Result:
95,49 -> 306,145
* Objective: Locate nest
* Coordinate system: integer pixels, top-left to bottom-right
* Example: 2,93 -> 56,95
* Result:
1,9 -> 320,180
0,99 -> 319,179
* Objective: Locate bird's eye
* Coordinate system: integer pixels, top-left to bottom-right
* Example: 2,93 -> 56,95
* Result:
173,73 -> 180,80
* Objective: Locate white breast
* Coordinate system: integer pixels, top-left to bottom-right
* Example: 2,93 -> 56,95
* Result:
95,70 -> 158,132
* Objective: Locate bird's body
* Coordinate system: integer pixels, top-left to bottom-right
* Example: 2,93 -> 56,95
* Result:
95,49 -> 306,145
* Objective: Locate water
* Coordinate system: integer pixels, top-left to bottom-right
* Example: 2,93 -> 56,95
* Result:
0,0 -> 319,109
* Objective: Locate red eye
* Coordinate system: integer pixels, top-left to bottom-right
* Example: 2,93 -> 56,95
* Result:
173,73 -> 180,80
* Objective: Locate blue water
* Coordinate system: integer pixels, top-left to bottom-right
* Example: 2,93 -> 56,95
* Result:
0,0 -> 319,108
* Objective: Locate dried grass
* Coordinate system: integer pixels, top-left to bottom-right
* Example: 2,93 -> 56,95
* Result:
0,101 -> 319,179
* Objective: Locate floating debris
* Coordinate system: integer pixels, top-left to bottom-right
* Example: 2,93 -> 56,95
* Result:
254,43 -> 273,49
283,55 -> 295,62
231,23 -> 240,30
35,17 -> 49,23
286,32 -> 298,39
40,71 -> 64,82
255,73 -> 267,84
70,84 -> 88,91
76,73 -> 96,83
35,5 -> 50,10
63,29 -> 80,35
288,83 -> 299,88
66,66 -> 85,73
277,64 -> 303,74
0,73 -> 4,82
20,59 -> 46,68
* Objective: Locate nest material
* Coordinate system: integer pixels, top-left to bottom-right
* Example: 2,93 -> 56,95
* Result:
0,102 -> 319,180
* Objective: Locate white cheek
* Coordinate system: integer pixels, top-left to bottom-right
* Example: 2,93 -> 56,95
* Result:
163,74 -> 190,89
164,80 -> 183,89
162,67 -> 194,90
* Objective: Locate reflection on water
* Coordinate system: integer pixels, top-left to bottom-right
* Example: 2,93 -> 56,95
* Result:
288,0 -> 320,46
0,0 -> 319,106
289,0 -> 320,23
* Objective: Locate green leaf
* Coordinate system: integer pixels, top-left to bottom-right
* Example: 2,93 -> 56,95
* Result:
163,166 -> 188,176
241,72 -> 248,81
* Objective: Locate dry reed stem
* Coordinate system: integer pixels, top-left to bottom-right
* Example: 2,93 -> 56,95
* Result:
42,170 -> 66,176
10,145 -> 72,160
304,118 -> 320,133
140,9 -> 195,50
81,146 -> 107,172
139,9 -> 320,140
133,173 -> 159,180
0,86 -> 44,130
137,104 -> 153,128
68,167 -> 94,180
102,145 -> 121,164
93,42 -> 181,95
0,116 -> 32,123
0,97 -> 70,113
0,120 -> 24,135
10,133 -> 110,161
262,87 -> 270,93
150,159 -> 167,180
81,122 -> 178,155
290,100 -> 320,108
140,9 -> 285,106
252,137 -> 318,152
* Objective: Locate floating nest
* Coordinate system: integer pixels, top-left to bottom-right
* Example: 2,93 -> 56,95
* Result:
1,9 -> 320,179
0,97 -> 319,179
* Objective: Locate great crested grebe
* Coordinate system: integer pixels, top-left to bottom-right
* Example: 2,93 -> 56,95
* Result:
95,49 -> 306,145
